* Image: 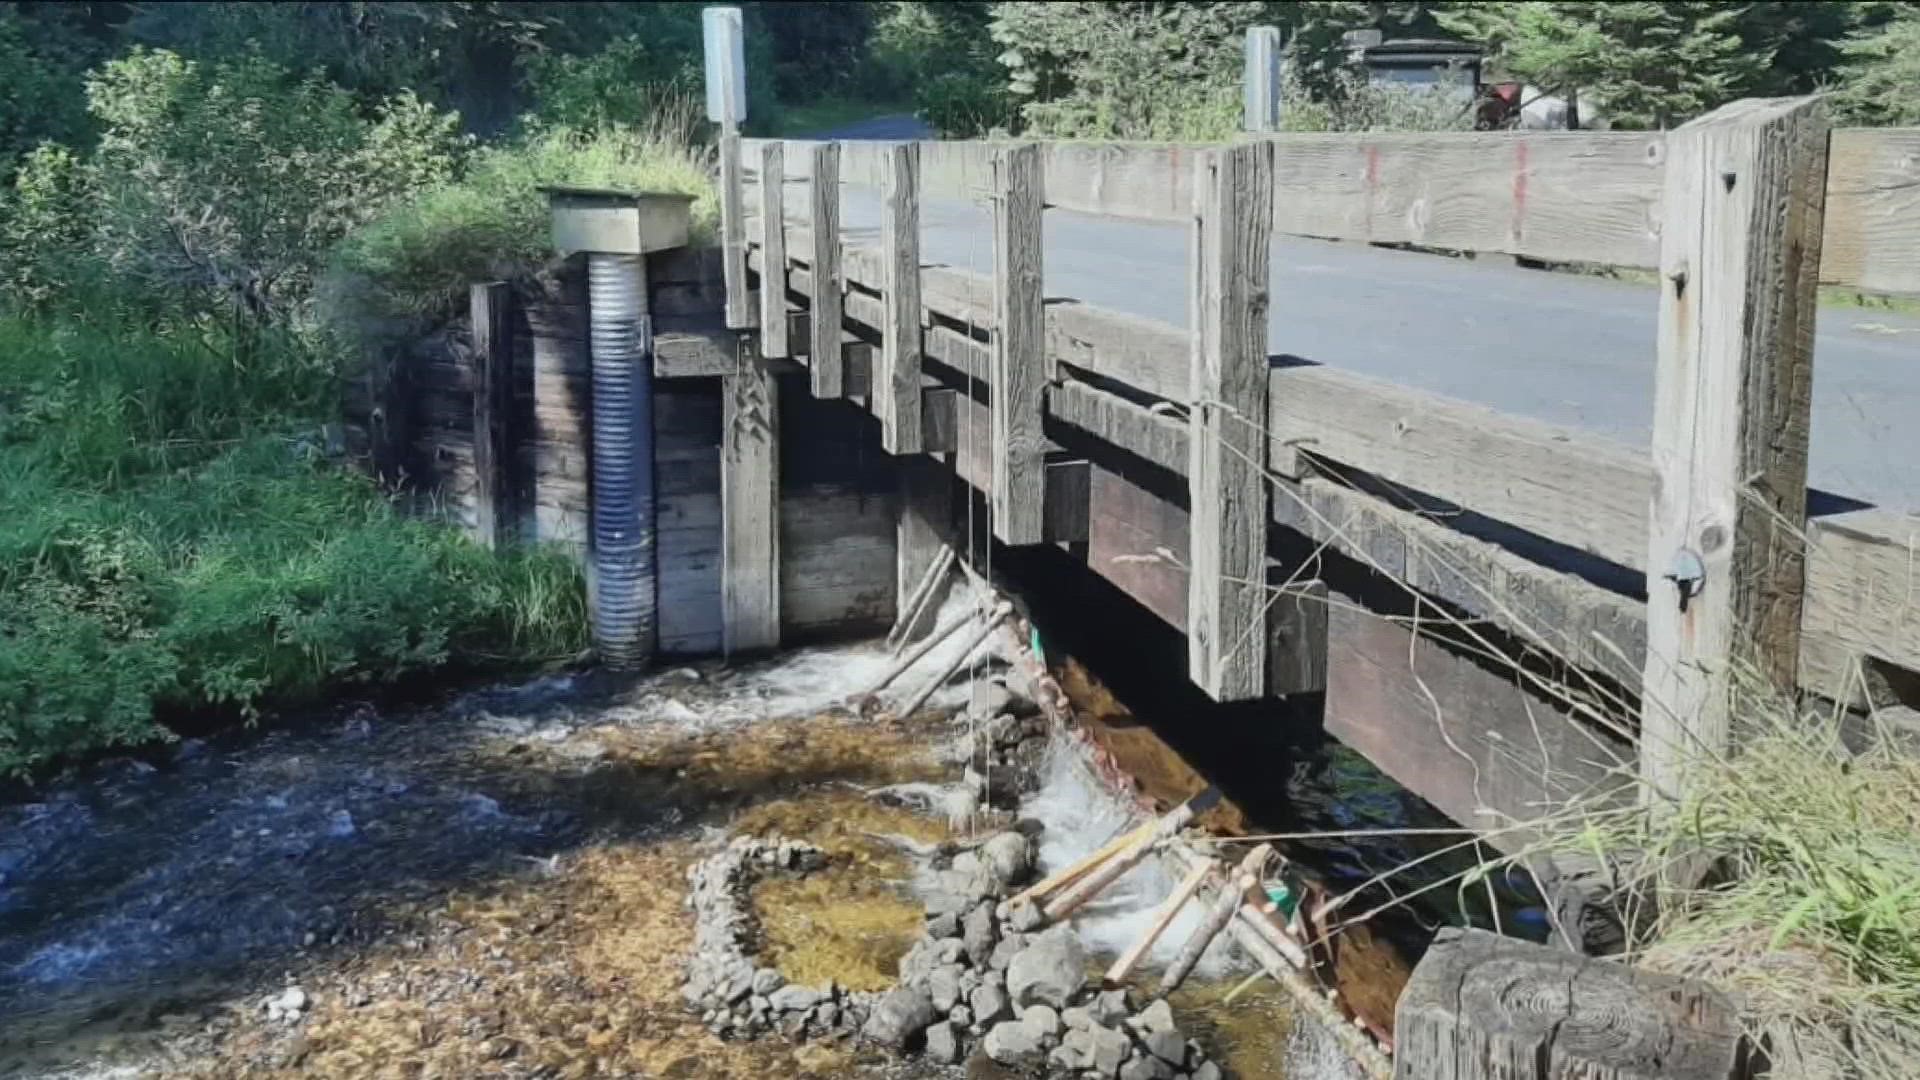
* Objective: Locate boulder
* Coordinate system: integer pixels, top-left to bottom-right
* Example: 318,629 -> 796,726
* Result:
1192,1062 -> 1223,1080
962,902 -> 999,966
1120,1054 -> 1173,1080
751,968 -> 785,996
1131,998 -> 1176,1036
926,911 -> 961,940
1088,1024 -> 1132,1078
1021,1003 -> 1062,1042
1007,927 -> 1087,1008
924,1020 -> 960,1064
929,965 -> 964,1013
979,831 -> 1034,889
861,985 -> 936,1049
969,982 -> 1012,1026
1092,988 -> 1132,1026
1143,1029 -> 1188,1067
983,1020 -> 1046,1066
769,985 -> 824,1013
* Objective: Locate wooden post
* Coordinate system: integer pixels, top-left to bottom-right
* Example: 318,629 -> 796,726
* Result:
758,141 -> 790,358
991,143 -> 1047,544
879,143 -> 924,454
1187,141 -> 1275,702
1266,574 -> 1327,695
1395,927 -> 1746,1079
720,131 -> 752,330
722,335 -> 780,654
1642,96 -> 1829,808
809,141 -> 844,398
368,341 -> 411,489
1245,26 -> 1282,133
469,281 -> 515,549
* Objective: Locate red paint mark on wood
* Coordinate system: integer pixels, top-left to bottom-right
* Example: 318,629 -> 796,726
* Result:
1511,140 -> 1529,248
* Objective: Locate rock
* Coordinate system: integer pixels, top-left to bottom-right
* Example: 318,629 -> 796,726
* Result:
861,984 -> 936,1049
969,680 -> 1016,719
1191,1063 -> 1223,1080
933,937 -> 967,966
1120,1055 -> 1174,1080
983,1020 -> 1046,1066
962,901 -> 999,965
1186,1039 -> 1208,1067
979,831 -> 1034,889
752,968 -> 785,996
1131,999 -> 1177,1036
924,1020 -> 960,1064
723,971 -> 753,1004
1021,1003 -> 1062,1042
1007,927 -> 1086,1008
1092,989 -> 1132,1026
969,982 -> 1012,1026
264,987 -> 308,1023
1006,898 -> 1045,932
1063,1005 -> 1094,1031
897,938 -> 942,985
989,935 -> 1024,971
929,965 -> 964,1013
769,985 -> 824,1013
325,809 -> 356,839
925,889 -> 972,920
926,911 -> 961,940
1143,1029 -> 1188,1067
1088,1024 -> 1132,1077
949,1005 -> 972,1028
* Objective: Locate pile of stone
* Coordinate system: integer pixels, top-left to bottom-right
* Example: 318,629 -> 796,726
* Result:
680,835 -> 875,1041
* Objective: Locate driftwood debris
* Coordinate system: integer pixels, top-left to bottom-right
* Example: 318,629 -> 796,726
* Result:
886,544 -> 955,654
1105,860 -> 1212,986
1040,787 -> 1221,924
896,602 -> 1012,717
1159,843 -> 1272,995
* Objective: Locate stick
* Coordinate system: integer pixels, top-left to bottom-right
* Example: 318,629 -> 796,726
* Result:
1042,787 -> 1222,924
895,602 -> 1011,717
1105,861 -> 1212,985
858,605 -> 977,701
1159,844 -> 1271,995
886,545 -> 954,654
1221,969 -> 1269,1006
1007,821 -> 1154,909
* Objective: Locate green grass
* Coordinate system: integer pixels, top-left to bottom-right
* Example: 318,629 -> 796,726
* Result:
327,119 -> 715,326
0,314 -> 586,775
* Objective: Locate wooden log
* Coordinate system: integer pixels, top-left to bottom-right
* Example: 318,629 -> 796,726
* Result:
1187,141 -> 1274,702
1395,927 -> 1746,1080
896,455 -> 953,646
469,281 -> 514,549
1007,821 -> 1156,909
720,132 -> 753,329
896,602 -> 1011,717
1105,861 -> 1212,985
888,544 -> 954,654
721,334 -> 780,654
879,143 -> 923,454
1160,844 -> 1272,995
1642,96 -> 1829,809
757,141 -> 790,358
808,141 -> 844,397
861,605 -> 978,701
992,142 -> 1047,545
1040,787 -> 1219,924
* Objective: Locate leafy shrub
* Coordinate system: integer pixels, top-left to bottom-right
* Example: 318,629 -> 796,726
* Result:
80,48 -> 465,322
521,36 -> 700,131
0,314 -> 586,775
0,16 -> 90,182
327,117 -> 713,324
915,69 -> 1016,138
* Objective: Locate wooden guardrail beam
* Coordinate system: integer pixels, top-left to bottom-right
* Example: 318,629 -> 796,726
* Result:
1641,95 -> 1830,809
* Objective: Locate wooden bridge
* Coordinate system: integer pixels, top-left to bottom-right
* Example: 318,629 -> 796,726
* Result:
695,96 -> 1920,837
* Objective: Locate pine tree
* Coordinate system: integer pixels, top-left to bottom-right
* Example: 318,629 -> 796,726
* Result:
1439,1 -> 1772,128
1835,2 -> 1920,125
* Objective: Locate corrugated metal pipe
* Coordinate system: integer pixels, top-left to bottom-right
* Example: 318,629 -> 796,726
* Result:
586,252 -> 656,668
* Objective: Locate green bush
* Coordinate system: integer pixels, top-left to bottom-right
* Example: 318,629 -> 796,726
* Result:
0,16 -> 90,182
328,119 -> 713,324
0,314 -> 586,775
521,36 -> 700,131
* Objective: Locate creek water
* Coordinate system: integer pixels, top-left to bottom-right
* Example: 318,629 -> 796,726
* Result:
0,569 -> 1527,1078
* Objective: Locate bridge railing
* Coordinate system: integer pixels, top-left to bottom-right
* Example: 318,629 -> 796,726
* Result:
719,102 -> 1920,825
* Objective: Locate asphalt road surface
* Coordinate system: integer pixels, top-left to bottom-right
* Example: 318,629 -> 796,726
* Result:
809,118 -> 1920,513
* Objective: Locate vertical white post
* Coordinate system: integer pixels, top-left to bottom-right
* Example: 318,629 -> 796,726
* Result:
1244,27 -> 1282,133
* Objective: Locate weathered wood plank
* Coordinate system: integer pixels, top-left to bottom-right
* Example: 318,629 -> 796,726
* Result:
992,143 -> 1047,544
1268,363 -> 1652,572
879,143 -> 924,454
1048,378 -> 1189,475
368,341 -> 411,487
1325,599 -> 1630,852
1266,575 -> 1326,695
1396,928 -> 1745,1080
757,141 -> 790,358
808,141 -> 845,396
1042,455 -> 1092,546
722,335 -> 781,654
1642,96 -> 1828,808
720,133 -> 753,329
1801,509 -> 1920,705
1188,141 -> 1274,701
1822,127 -> 1920,295
469,281 -> 514,549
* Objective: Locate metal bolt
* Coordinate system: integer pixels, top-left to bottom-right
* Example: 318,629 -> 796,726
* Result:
1664,548 -> 1706,613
